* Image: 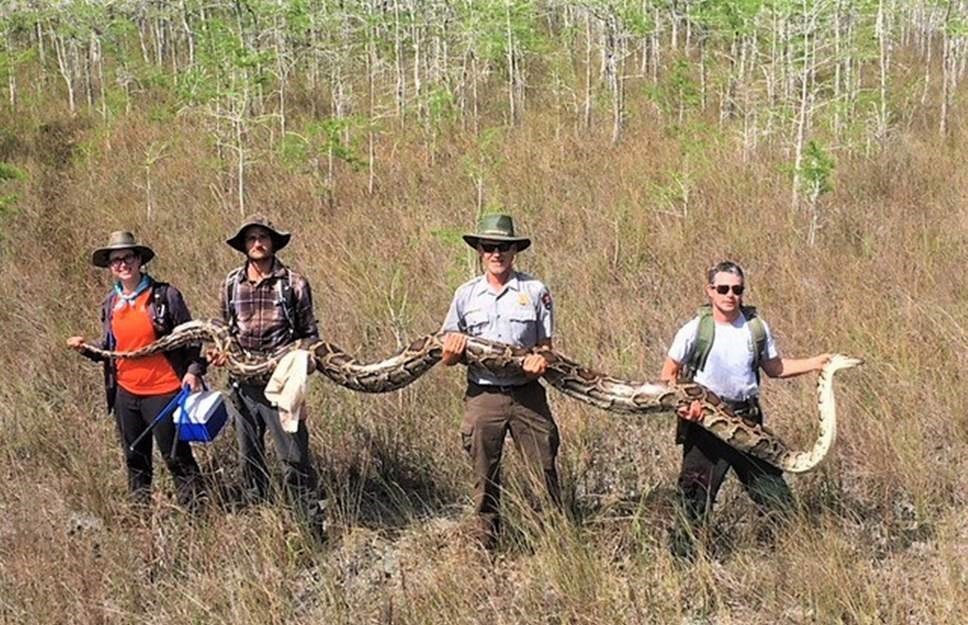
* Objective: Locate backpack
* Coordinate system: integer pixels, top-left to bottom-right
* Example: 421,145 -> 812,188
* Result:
680,304 -> 767,383
225,266 -> 297,340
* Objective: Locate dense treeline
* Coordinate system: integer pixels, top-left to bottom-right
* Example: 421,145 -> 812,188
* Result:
1,0 -> 966,217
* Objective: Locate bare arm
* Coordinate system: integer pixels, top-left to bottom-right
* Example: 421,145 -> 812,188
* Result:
660,356 -> 703,421
760,354 -> 831,379
659,357 -> 681,384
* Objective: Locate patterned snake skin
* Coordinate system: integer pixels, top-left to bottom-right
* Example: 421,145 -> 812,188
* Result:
78,319 -> 862,473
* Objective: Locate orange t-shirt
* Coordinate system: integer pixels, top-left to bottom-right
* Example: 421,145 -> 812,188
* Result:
111,290 -> 182,395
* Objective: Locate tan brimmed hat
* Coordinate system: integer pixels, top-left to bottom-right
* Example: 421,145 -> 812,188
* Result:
90,231 -> 155,268
226,215 -> 291,253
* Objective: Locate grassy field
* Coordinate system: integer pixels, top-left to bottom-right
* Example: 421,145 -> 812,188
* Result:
1,11 -> 967,625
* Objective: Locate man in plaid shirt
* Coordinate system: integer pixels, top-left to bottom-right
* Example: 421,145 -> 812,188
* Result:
210,215 -> 326,539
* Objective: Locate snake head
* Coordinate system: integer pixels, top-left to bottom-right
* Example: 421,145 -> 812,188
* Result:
829,354 -> 864,370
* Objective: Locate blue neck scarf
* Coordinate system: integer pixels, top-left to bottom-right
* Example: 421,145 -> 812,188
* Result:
114,274 -> 151,309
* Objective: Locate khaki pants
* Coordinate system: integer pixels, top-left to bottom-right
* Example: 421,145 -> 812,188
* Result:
460,381 -> 561,549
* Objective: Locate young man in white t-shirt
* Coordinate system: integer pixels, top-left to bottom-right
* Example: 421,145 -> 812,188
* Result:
659,261 -> 830,554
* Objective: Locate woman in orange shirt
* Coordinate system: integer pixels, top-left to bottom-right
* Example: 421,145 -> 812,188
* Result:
68,231 -> 206,509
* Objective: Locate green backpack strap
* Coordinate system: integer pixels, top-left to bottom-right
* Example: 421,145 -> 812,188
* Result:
684,305 -> 766,380
683,305 -> 714,381
274,268 -> 296,339
225,267 -> 244,333
744,306 -> 767,376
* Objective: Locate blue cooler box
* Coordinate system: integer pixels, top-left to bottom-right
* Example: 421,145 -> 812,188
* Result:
174,390 -> 231,443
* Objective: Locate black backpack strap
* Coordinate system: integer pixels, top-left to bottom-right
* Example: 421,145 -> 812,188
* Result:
681,305 -> 714,381
275,268 -> 296,339
103,292 -> 116,350
225,267 -> 244,333
741,306 -> 766,384
150,280 -> 171,336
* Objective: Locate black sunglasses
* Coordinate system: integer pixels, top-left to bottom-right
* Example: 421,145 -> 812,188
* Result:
480,241 -> 514,253
712,284 -> 745,295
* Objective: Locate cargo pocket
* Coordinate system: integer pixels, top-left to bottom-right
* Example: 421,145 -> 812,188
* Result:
460,423 -> 474,455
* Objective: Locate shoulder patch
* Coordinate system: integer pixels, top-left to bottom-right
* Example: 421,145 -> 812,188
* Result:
541,291 -> 553,311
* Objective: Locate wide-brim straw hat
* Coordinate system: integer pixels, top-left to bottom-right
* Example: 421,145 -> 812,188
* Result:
91,231 -> 156,268
226,215 -> 291,253
462,214 -> 532,252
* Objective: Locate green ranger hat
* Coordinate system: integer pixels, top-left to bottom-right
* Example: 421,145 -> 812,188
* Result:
461,214 -> 532,252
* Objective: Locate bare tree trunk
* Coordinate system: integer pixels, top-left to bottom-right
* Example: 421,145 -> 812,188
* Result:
651,6 -> 660,84
51,29 -> 77,115
83,35 -> 94,111
920,19 -> 932,106
604,12 -> 624,144
791,0 -> 814,211
833,0 -> 843,137
309,10 -> 319,118
234,101 -> 246,216
940,0 -> 953,137
583,11 -> 592,130
670,1 -> 679,51
137,18 -> 150,64
699,33 -> 707,110
153,16 -> 164,67
412,4 -> 423,121
274,0 -> 287,138
35,20 -> 45,74
807,181 -> 821,246
93,33 -> 107,120
876,0 -> 890,140
458,47 -> 468,129
3,34 -> 15,110
471,52 -> 480,135
394,0 -> 405,126
180,0 -> 195,67
367,0 -> 377,195
505,0 -> 517,126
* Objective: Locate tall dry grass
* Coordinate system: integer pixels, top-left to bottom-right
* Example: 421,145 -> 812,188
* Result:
0,61 -> 966,625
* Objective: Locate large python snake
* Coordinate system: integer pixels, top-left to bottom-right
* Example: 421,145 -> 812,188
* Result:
78,319 -> 862,473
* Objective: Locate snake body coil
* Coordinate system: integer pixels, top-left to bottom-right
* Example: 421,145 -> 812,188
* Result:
80,319 -> 861,473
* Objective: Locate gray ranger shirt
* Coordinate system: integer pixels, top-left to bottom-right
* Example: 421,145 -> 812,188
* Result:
441,271 -> 554,387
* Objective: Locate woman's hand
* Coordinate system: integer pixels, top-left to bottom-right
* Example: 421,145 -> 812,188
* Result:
206,348 -> 229,367
182,372 -> 202,393
66,336 -> 86,352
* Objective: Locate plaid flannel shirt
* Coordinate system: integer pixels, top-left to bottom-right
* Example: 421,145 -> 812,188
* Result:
221,259 -> 320,354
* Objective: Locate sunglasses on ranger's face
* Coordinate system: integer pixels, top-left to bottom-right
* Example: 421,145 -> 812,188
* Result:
479,241 -> 514,253
712,284 -> 745,295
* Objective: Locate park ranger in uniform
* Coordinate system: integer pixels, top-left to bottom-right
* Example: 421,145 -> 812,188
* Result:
440,214 -> 561,551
